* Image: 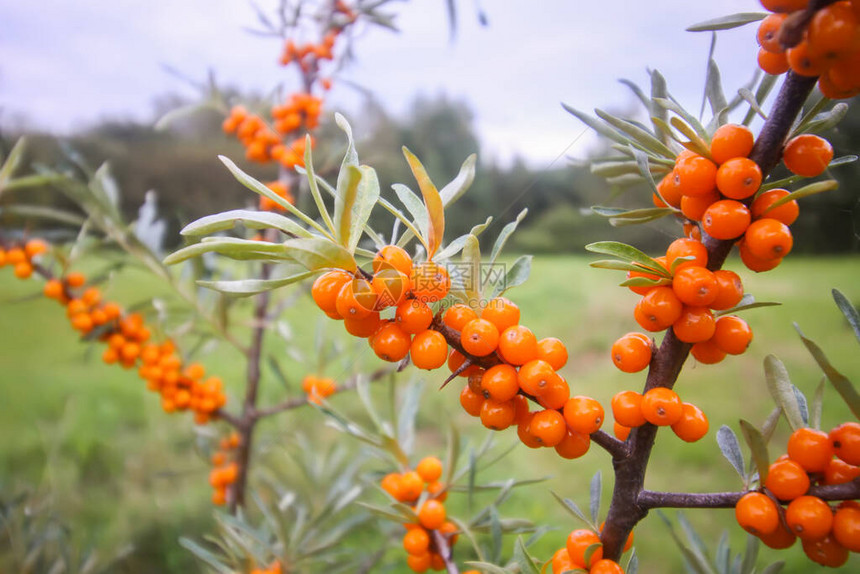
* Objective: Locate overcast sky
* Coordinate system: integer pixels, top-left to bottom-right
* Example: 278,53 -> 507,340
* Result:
0,0 -> 765,166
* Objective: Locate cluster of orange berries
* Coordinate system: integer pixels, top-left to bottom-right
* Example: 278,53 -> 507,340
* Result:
549,526 -> 633,574
259,180 -> 296,212
610,388 -> 709,443
756,0 -> 860,99
248,560 -> 282,574
279,32 -> 338,69
209,431 -> 241,506
380,456 -> 462,573
735,422 -> 860,567
0,238 -> 48,278
301,374 -> 337,405
221,105 -> 316,168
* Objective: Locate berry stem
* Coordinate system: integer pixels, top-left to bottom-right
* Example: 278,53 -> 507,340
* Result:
431,530 -> 459,574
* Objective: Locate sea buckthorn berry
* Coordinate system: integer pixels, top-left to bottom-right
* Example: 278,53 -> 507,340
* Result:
758,524 -> 797,550
563,396 -> 604,435
517,359 -> 559,397
497,325 -> 537,365
824,458 -> 860,485
788,427 -> 834,473
14,262 -> 33,279
786,496 -> 834,541
481,297 -> 520,332
416,456 -> 443,483
691,340 -> 726,364
808,1 -> 859,60
712,315 -> 753,355
481,364 -> 520,401
614,422 -> 632,441
744,218 -> 793,261
590,560 -> 625,574
739,239 -> 783,273
641,387 -> 683,426
403,528 -> 431,555
566,529 -> 602,568
674,155 -> 717,197
400,471 -> 424,502
672,266 -> 719,307
715,157 -> 762,200
670,403 -> 709,442
802,534 -> 849,568
680,189 -> 721,222
336,278 -> 377,319
536,337 -> 568,370
787,41 -> 827,76
701,200 -> 751,240
460,318 -> 500,357
555,428 -> 591,459
344,312 -> 382,338
783,134 -> 833,177
459,385 -> 484,417
529,409 -> 567,447
551,548 -> 573,574
43,279 -> 64,299
672,306 -> 716,343
5,247 -> 25,265
372,323 -> 411,362
634,286 -> 683,332
381,472 -> 404,500
448,350 -> 482,378
411,262 -> 450,303
372,268 -> 410,309
417,499 -> 446,530
751,189 -> 799,225
758,48 -> 791,75
709,270 -> 743,311
610,332 -> 652,373
396,299 -> 434,334
756,13 -> 788,54
765,458 -> 810,501
25,239 -> 48,258
372,244 -> 413,276
612,391 -> 647,428
735,492 -> 780,536
537,376 -> 570,410
832,505 -> 860,552
406,552 -> 431,573
410,330 -> 448,370
517,413 -> 543,449
442,304 -> 478,334
657,173 -> 683,208
760,0 -> 809,12
480,399 -> 516,430
830,422 -> 860,465
665,238 -> 708,272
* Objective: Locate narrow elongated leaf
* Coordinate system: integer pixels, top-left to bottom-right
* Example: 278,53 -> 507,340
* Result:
704,55 -> 729,126
563,104 -> 632,148
392,183 -> 429,239
303,136 -> 337,237
761,406 -> 782,444
760,561 -> 784,574
592,206 -> 674,220
833,289 -> 860,343
619,276 -> 672,288
490,208 -> 528,263
513,537 -> 542,574
347,165 -> 379,253
717,425 -> 746,479
591,160 -> 642,178
740,534 -> 759,574
334,165 -> 361,248
436,233 -> 474,261
181,209 -> 311,238
490,254 -> 531,298
687,12 -> 766,32
743,73 -> 778,126
197,271 -> 314,296
164,237 -> 289,265
155,101 -> 218,130
795,326 -> 860,419
589,259 -> 662,273
463,562 -> 511,574
439,153 -> 477,206
764,355 -> 805,431
550,491 -> 595,529
594,109 -> 675,158
793,385 -> 809,426
811,378 -> 826,430
179,538 -> 233,573
589,471 -> 602,524
793,102 -> 849,137
403,147 -> 445,259
459,234 -> 481,301
282,237 -> 357,272
654,98 -> 711,142
0,204 -> 86,226
765,180 -> 839,212
739,419 -> 770,483
738,88 -> 768,122
586,241 -> 670,277
0,137 -> 26,192
657,511 -> 716,574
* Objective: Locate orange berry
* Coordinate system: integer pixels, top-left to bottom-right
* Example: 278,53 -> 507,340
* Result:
614,422 -> 632,441
443,304 -> 478,332
756,13 -> 788,54
481,297 -> 520,332
459,385 -> 484,416
381,472 -> 404,499
824,457 -> 860,485
674,154 -> 717,197
563,396 -> 604,435
447,349 -> 481,378
641,387 -> 683,426
555,428 -> 591,459
610,332 -> 652,373
517,359 -> 559,397
830,422 -> 860,466
672,266 -> 720,307
760,0 -> 809,12
701,200 -> 751,240
529,409 -> 567,447
832,504 -> 860,552
783,134 -> 833,177
715,157 -> 762,200
371,268 -> 410,309
537,376 -> 570,411
410,330 -> 448,370
680,189 -> 721,221
5,247 -> 25,265
373,244 -> 413,276
479,399 -> 516,430
406,552 -> 431,573
744,218 -> 793,260
497,325 -> 537,365
710,270 -> 744,311
739,239 -> 783,273
758,524 -> 798,549
535,337 -> 568,370
788,427 -> 834,473
416,456 -> 443,483
802,534 -> 849,568
400,470 -> 424,502
396,299 -> 434,334
403,528 -> 431,555
786,495 -> 834,541
590,560 -> 625,574
808,1 -> 859,60
751,189 -> 799,225
787,40 -> 827,76
336,278 -> 377,319
634,286 -> 683,332
344,312 -> 382,338
411,262 -> 450,303
102,347 -> 119,364
657,173 -> 683,208
670,402 -> 709,442
735,491 -> 780,536
765,458 -> 810,501
551,548 -> 573,574
311,270 -> 352,315
517,413 -> 543,449
566,529 -> 602,568
43,279 -> 64,299
611,391 -> 647,428
665,238 -> 708,272
24,238 -> 48,258
372,323 -> 411,362
13,261 -> 33,279
417,499 -> 446,530
758,48 -> 790,75
691,340 -> 727,364
672,306 -> 716,343
481,364 -> 520,401
712,315 -> 753,355
460,318 -> 499,357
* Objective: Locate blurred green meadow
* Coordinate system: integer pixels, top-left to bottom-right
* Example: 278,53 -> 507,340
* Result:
1,254 -> 859,572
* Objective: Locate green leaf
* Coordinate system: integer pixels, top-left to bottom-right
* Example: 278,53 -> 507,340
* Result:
563,104 -> 633,149
589,471 -> 602,524
155,101 -> 219,130
489,254 -> 532,298
197,272 -> 314,297
832,289 -> 860,344
282,237 -> 357,272
180,209 -> 312,238
669,117 -> 712,159
392,183 -> 429,241
792,102 -> 849,137
347,166 -> 379,253
403,147 -> 445,260
594,109 -> 675,158
619,276 -> 672,288
739,419 -> 770,484
439,153 -> 477,206
686,12 -> 766,32
811,378 -> 826,431
704,52 -> 729,127
743,73 -> 778,126
795,325 -> 860,420
657,511 -> 716,574
513,536 -> 542,574
592,206 -> 674,220
740,534 -> 759,574
164,237 -> 290,265
585,241 -> 671,277
0,204 -> 86,226
550,491 -> 596,530
589,259 -> 661,273
738,88 -> 768,123
765,180 -> 839,213
717,425 -> 745,479
459,233 -> 481,302
490,208 -> 528,264
334,164 -> 361,249
382,197 -> 431,254
179,537 -> 233,574
219,155 -> 332,238
761,406 -> 782,444
0,137 -> 27,193
764,355 -> 805,431
303,135 -> 337,237
463,562 -> 512,574
760,561 -> 784,574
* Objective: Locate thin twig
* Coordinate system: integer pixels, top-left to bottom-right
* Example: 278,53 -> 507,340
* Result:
431,529 -> 459,574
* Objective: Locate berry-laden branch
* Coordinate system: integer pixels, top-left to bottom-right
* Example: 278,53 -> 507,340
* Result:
600,70 -> 820,561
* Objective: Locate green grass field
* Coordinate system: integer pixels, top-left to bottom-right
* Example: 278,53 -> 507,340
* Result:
1,254 -> 858,572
